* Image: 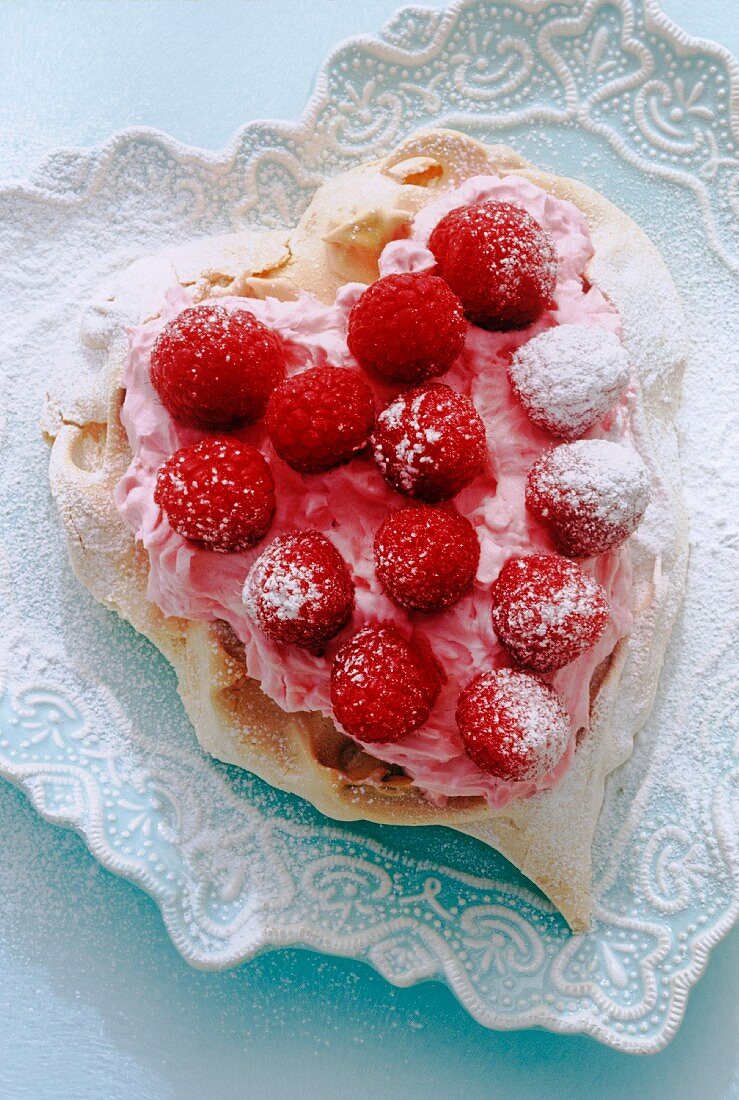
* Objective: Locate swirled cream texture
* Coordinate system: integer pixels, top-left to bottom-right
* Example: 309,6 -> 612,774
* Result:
115,174 -> 635,808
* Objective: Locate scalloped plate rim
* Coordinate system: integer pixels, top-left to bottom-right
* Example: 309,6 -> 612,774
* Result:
11,0 -> 739,197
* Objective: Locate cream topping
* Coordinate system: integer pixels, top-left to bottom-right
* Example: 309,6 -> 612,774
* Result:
115,174 -> 635,808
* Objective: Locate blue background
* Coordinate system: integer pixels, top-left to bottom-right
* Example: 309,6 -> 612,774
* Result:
1,3 -> 737,1097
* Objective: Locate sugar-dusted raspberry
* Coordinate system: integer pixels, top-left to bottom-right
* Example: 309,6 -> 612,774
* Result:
490,554 -> 610,673
372,383 -> 487,502
330,625 -> 441,743
456,668 -> 571,782
346,272 -> 466,384
150,304 -> 285,429
374,505 -> 480,612
265,365 -> 375,474
154,438 -> 275,552
526,440 -> 651,557
428,200 -> 557,330
508,323 -> 629,439
243,531 -> 354,649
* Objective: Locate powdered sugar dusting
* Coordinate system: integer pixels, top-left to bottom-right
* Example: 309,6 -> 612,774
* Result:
245,548 -> 322,624
458,669 -> 571,782
242,531 -> 354,648
527,439 -> 651,555
372,384 -> 487,501
374,392 -> 426,491
495,674 -> 569,778
491,555 -> 611,673
508,323 -> 629,439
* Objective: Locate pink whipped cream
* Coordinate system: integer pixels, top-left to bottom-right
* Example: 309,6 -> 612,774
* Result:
115,174 -> 635,808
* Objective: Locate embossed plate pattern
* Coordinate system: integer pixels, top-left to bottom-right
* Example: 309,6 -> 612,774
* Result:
0,0 -> 737,1053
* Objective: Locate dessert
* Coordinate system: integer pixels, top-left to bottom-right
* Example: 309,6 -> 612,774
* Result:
43,130 -> 688,931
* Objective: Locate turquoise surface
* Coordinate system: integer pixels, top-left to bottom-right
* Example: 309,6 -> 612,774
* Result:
1,2 -> 737,1097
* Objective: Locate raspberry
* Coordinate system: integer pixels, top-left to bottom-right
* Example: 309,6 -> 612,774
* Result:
330,625 -> 441,743
243,531 -> 354,649
265,366 -> 375,474
154,438 -> 275,552
507,324 -> 629,439
456,669 -> 570,782
372,383 -> 487,502
490,554 -> 610,673
428,200 -> 557,330
374,505 -> 480,611
346,272 -> 466,384
150,304 -> 285,429
526,440 -> 651,557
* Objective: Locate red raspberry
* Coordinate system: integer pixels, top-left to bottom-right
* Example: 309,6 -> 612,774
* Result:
428,200 -> 557,330
374,505 -> 480,612
243,531 -> 354,649
490,554 -> 610,673
265,366 -> 375,474
154,438 -> 275,551
456,669 -> 570,782
347,272 -> 466,384
150,304 -> 285,428
507,324 -> 629,440
526,440 -> 651,557
330,625 -> 441,743
372,383 -> 487,502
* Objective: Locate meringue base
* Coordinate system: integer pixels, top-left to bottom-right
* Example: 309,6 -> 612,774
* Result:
43,130 -> 688,931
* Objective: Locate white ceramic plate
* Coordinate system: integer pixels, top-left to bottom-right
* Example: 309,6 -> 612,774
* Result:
1,0 -> 737,1052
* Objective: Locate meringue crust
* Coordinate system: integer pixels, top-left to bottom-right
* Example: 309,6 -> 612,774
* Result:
43,131 -> 688,931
